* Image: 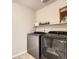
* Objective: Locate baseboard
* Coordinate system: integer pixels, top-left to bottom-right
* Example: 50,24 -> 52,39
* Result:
12,50 -> 27,58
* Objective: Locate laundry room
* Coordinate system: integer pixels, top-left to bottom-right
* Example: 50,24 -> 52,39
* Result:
1,0 -> 79,59
12,0 -> 67,59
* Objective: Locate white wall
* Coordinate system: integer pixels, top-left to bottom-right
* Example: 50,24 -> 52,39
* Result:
36,0 -> 67,24
35,0 -> 67,32
12,2 -> 35,56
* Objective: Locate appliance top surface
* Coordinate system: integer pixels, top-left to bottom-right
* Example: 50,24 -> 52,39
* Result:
48,31 -> 67,35
28,32 -> 46,36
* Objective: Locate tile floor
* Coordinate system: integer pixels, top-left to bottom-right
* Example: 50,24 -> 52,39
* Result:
13,53 -> 35,59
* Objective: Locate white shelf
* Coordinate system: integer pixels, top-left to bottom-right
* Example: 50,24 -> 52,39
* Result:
34,23 -> 67,28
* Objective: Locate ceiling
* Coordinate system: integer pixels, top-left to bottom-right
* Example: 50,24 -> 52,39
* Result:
13,0 -> 57,11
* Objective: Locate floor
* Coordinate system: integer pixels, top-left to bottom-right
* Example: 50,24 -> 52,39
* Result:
13,53 -> 35,59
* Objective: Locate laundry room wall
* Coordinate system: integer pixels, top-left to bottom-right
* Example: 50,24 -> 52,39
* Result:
12,2 -> 35,56
35,0 -> 67,32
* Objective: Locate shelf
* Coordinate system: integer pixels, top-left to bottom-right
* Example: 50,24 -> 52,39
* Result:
34,23 -> 67,28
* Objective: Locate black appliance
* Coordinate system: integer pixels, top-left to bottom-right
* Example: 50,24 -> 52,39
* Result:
27,32 -> 46,59
41,31 -> 67,59
27,31 -> 67,59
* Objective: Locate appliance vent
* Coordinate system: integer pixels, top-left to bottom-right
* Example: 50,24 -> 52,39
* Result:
41,0 -> 50,3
